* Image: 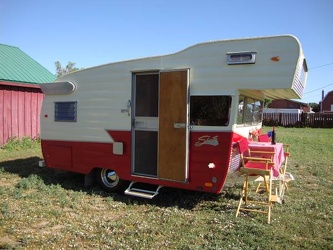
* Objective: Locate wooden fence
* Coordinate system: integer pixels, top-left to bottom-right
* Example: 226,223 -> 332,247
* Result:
263,113 -> 333,128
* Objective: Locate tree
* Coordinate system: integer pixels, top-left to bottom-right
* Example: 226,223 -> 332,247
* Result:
264,99 -> 272,108
309,102 -> 320,112
55,61 -> 81,78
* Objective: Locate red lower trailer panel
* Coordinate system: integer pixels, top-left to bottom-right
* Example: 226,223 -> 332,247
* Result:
41,131 -> 235,194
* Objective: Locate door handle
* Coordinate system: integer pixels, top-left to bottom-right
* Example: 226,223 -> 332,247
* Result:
174,123 -> 186,129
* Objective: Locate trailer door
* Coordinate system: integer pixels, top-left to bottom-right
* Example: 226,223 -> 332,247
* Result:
158,70 -> 189,182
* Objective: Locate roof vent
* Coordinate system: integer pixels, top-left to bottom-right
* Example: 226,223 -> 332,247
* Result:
227,52 -> 256,65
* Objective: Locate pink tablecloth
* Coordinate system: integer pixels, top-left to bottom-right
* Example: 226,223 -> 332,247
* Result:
248,142 -> 285,177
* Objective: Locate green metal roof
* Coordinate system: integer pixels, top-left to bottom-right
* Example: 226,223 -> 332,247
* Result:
0,44 -> 56,84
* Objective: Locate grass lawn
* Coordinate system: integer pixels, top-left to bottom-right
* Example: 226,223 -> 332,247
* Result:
0,128 -> 332,249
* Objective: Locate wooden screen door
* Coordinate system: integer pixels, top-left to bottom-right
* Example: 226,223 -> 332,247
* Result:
158,70 -> 189,182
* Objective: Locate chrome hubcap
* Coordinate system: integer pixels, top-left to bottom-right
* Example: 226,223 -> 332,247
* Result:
101,169 -> 119,188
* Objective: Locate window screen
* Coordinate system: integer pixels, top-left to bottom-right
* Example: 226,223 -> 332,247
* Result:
190,96 -> 232,126
237,96 -> 262,125
135,74 -> 159,117
55,102 -> 77,122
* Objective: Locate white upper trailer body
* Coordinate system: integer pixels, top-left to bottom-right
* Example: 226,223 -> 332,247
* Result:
40,35 -> 307,197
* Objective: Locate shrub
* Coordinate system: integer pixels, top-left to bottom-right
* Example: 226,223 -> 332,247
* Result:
1,137 -> 40,151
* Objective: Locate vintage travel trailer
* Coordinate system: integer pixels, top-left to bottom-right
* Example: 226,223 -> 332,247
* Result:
39,35 -> 307,198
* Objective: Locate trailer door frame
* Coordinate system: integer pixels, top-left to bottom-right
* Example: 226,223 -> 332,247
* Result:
131,69 -> 189,182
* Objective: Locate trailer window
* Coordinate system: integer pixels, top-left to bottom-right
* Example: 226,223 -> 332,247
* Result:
237,96 -> 262,125
54,101 -> 77,122
135,74 -> 159,117
190,96 -> 231,126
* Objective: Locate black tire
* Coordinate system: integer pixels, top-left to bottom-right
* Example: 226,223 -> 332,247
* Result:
95,168 -> 127,193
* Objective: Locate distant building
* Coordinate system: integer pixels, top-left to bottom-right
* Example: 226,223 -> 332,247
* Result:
0,44 -> 56,145
320,90 -> 333,113
267,99 -> 311,113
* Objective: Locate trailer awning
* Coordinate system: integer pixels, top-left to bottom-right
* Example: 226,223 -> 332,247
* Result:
40,81 -> 76,95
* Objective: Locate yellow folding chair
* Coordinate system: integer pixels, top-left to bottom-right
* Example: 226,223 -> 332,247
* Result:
277,144 -> 293,201
281,144 -> 290,176
255,143 -> 293,203
258,134 -> 271,142
235,138 -> 275,224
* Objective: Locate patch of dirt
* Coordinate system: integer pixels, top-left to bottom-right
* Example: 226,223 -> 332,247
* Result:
0,236 -> 20,248
32,220 -> 50,229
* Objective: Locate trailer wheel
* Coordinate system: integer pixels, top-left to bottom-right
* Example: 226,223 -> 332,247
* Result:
95,168 -> 126,193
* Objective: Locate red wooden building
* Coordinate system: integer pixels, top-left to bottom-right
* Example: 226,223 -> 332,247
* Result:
320,90 -> 333,113
268,99 -> 311,112
0,44 -> 56,145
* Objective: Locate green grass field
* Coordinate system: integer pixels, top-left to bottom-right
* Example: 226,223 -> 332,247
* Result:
0,128 -> 332,249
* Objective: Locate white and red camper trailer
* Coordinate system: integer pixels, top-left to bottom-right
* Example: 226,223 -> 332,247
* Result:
39,35 -> 307,198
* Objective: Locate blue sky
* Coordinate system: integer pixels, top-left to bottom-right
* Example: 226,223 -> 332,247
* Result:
1,0 -> 333,104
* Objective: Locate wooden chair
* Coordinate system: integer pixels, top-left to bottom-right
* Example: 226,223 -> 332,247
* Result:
235,138 -> 275,224
258,134 -> 270,142
277,144 -> 293,201
254,143 -> 292,203
281,144 -> 290,176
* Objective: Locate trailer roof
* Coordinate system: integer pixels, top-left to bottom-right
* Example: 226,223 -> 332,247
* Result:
71,34 -> 301,73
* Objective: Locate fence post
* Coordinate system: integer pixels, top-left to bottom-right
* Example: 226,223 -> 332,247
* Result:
299,113 -> 303,127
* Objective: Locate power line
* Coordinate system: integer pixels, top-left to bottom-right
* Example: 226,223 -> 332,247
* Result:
303,83 -> 333,95
309,62 -> 333,70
